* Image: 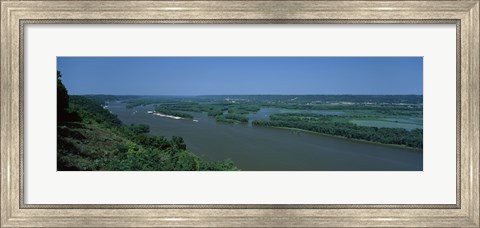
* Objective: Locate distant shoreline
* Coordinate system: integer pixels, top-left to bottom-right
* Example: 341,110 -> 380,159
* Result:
255,125 -> 423,152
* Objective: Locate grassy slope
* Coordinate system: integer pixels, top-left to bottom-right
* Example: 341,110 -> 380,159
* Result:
57,122 -> 132,170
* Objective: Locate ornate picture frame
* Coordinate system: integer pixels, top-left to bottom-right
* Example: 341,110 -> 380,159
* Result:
1,0 -> 478,227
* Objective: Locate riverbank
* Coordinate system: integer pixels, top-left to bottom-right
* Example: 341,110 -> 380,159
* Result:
254,125 -> 423,152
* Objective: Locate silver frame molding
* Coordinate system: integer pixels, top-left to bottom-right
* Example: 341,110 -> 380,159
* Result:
1,1 -> 479,227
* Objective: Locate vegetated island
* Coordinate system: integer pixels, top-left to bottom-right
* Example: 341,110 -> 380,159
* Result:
57,71 -> 239,171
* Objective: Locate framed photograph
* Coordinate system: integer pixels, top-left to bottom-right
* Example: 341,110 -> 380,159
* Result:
1,0 -> 478,227
56,56 -> 424,171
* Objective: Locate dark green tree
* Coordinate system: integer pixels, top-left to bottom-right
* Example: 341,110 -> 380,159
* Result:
171,136 -> 187,151
129,124 -> 150,134
57,71 -> 70,122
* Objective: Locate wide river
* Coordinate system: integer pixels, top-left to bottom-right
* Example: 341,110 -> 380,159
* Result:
107,102 -> 422,171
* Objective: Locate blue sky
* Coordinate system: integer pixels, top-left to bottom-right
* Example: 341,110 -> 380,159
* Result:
57,57 -> 423,95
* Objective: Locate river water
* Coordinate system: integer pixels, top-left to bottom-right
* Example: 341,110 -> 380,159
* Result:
107,101 -> 422,171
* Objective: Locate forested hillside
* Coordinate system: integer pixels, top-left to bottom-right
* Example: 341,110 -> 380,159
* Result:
57,71 -> 238,171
